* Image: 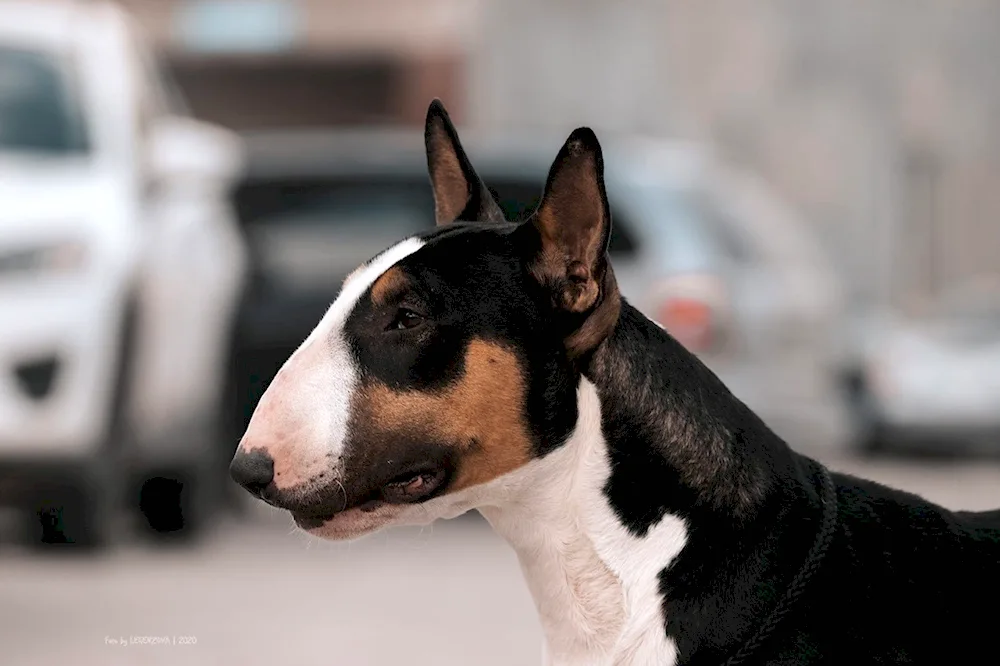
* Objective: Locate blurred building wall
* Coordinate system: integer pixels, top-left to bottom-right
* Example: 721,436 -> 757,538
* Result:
470,0 -> 1000,309
120,0 -> 480,128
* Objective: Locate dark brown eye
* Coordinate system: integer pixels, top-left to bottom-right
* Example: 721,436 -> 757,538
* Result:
390,308 -> 423,330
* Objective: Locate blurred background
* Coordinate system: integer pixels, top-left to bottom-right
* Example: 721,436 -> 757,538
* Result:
0,0 -> 998,664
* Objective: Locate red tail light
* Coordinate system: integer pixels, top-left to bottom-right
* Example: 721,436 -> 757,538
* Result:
658,297 -> 716,352
648,274 -> 730,354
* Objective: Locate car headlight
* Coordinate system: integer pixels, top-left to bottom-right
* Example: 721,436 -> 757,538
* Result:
0,239 -> 89,277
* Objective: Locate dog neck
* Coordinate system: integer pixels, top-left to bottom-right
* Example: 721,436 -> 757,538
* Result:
479,301 -> 825,665
479,378 -> 654,665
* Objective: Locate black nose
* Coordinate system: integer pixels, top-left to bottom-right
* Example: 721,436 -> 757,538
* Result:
229,449 -> 275,497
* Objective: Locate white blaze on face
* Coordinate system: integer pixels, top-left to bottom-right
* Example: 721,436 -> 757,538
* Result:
237,237 -> 425,487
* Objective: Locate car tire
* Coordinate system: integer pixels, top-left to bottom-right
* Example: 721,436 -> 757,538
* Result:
845,378 -> 890,457
22,301 -> 137,551
136,462 -> 212,542
856,421 -> 888,457
852,390 -> 891,458
25,463 -> 118,550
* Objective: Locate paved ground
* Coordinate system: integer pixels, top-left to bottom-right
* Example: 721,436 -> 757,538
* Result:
2,450 -> 999,666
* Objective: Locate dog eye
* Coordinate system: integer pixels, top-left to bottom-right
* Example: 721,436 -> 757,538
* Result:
389,308 -> 423,331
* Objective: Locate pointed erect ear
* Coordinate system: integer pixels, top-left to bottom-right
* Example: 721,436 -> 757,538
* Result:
424,99 -> 506,226
529,127 -> 614,314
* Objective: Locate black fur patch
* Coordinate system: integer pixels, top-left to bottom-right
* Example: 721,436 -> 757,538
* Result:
585,301 -> 1000,665
334,224 -> 580,506
333,222 -> 998,665
245,103 -> 1000,664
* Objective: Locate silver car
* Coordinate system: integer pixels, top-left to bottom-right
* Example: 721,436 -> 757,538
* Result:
842,279 -> 1000,455
229,129 -> 846,455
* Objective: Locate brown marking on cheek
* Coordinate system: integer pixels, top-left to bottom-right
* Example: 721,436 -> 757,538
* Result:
357,339 -> 533,492
370,266 -> 408,306
237,337 -> 338,492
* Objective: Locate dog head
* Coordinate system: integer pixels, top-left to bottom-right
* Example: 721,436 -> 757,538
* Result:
229,100 -> 620,539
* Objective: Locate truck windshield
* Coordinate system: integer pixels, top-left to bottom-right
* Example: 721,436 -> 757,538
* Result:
0,45 -> 90,155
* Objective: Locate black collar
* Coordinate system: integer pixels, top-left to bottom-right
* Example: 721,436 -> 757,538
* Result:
721,466 -> 839,666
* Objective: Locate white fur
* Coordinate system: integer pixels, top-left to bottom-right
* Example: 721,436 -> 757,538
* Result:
316,237 -> 426,338
401,379 -> 688,666
263,238 -> 687,664
574,383 -> 688,665
279,237 -> 425,462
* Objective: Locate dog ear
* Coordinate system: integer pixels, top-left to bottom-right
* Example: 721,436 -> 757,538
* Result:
424,99 -> 506,226
528,127 -> 613,315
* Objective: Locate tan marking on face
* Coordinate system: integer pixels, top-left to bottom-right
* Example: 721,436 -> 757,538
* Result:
356,339 -> 533,492
236,335 -> 336,491
369,266 -> 408,306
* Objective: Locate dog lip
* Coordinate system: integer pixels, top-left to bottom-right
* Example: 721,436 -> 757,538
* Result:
260,494 -> 283,508
289,502 -> 341,524
380,467 -> 448,504
358,499 -> 384,513
291,510 -> 337,530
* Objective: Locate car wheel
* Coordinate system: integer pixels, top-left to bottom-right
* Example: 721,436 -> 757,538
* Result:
856,421 -> 889,457
839,369 -> 888,457
849,388 -> 889,457
23,301 -> 138,551
25,465 -> 118,551
136,462 -> 213,542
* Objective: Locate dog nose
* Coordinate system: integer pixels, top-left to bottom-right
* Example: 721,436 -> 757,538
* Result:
229,448 -> 275,497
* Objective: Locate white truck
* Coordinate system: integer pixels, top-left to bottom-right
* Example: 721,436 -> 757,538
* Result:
0,0 -> 247,547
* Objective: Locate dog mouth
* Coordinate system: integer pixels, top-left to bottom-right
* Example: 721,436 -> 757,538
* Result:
291,510 -> 338,530
380,467 -> 448,503
290,498 -> 386,530
290,467 -> 448,531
